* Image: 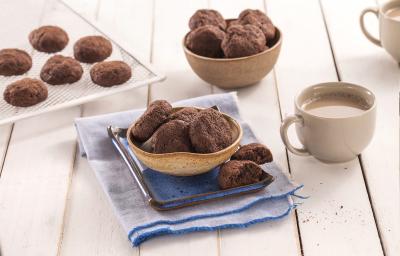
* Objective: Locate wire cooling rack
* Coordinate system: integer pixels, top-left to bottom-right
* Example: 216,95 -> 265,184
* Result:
0,0 -> 165,125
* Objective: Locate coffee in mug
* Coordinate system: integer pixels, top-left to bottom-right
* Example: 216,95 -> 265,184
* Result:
360,0 -> 400,62
280,82 -> 376,163
301,93 -> 370,118
386,7 -> 400,21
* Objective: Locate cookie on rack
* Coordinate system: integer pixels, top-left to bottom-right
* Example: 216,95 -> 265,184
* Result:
90,60 -> 131,87
3,78 -> 48,107
29,26 -> 69,53
0,48 -> 32,76
40,55 -> 83,85
73,35 -> 112,63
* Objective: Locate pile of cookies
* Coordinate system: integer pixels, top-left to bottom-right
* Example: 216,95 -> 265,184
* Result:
130,99 -> 274,190
0,25 -> 132,107
131,100 -> 233,154
185,9 -> 276,58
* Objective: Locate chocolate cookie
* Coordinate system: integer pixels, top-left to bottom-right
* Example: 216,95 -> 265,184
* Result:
3,78 -> 48,107
131,100 -> 173,142
73,35 -> 112,63
186,25 -> 225,58
231,143 -> 273,164
218,160 -> 263,189
238,9 -> 276,41
189,9 -> 227,30
40,55 -> 83,85
29,26 -> 69,53
188,108 -> 232,153
90,61 -> 131,87
221,24 -> 266,58
0,48 -> 32,76
169,107 -> 199,123
151,120 -> 192,153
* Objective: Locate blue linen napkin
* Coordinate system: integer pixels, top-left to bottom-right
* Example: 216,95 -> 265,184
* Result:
75,92 -> 303,246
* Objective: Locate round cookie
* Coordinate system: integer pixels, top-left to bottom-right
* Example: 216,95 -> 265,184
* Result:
3,78 -> 48,107
90,61 -> 131,87
73,35 -> 112,63
151,120 -> 192,153
0,49 -> 32,76
189,9 -> 227,30
186,25 -> 225,58
131,100 -> 173,142
188,108 -> 232,153
231,143 -> 273,164
29,26 -> 69,53
238,9 -> 276,41
221,24 -> 266,58
218,160 -> 263,189
40,55 -> 83,85
169,107 -> 199,123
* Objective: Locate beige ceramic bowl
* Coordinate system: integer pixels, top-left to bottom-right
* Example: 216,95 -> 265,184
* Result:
183,23 -> 282,89
126,107 -> 243,176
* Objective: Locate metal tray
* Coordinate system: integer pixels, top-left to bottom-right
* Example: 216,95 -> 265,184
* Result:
108,126 -> 275,211
0,0 -> 165,125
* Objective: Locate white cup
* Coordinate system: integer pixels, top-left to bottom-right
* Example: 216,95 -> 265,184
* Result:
280,82 -> 376,163
360,0 -> 400,62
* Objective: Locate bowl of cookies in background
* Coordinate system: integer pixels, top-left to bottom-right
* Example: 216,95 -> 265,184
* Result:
183,9 -> 282,89
126,100 -> 243,176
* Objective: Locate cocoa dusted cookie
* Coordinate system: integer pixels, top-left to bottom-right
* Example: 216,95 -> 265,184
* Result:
131,100 -> 173,142
3,78 -> 48,107
238,9 -> 276,41
189,108 -> 232,153
189,9 -> 227,30
186,25 -> 225,58
40,55 -> 83,85
221,24 -> 266,58
218,160 -> 263,189
73,35 -> 112,63
0,48 -> 32,76
151,120 -> 192,153
29,26 -> 69,53
90,61 -> 131,87
231,143 -> 273,164
169,107 -> 199,123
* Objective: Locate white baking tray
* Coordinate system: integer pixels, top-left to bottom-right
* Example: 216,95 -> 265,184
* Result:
0,0 -> 165,125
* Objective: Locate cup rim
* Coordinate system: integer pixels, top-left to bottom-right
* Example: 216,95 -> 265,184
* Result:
182,25 -> 282,61
294,82 -> 376,120
379,0 -> 400,22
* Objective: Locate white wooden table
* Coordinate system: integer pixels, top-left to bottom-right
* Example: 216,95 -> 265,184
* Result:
0,0 -> 398,255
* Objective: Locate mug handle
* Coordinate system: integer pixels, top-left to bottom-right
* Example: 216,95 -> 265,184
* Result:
280,115 -> 310,156
360,7 -> 381,47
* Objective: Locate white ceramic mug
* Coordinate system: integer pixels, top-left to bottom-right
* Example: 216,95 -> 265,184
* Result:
280,82 -> 376,163
360,0 -> 400,62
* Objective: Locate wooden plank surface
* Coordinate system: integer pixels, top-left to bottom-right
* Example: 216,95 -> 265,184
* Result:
320,0 -> 400,254
0,0 -> 397,255
140,1 -> 219,255
58,0 -> 152,255
268,0 -> 385,255
0,1 -> 82,255
209,1 -> 302,255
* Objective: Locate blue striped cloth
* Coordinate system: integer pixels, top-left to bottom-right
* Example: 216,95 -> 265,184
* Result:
75,92 -> 303,246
